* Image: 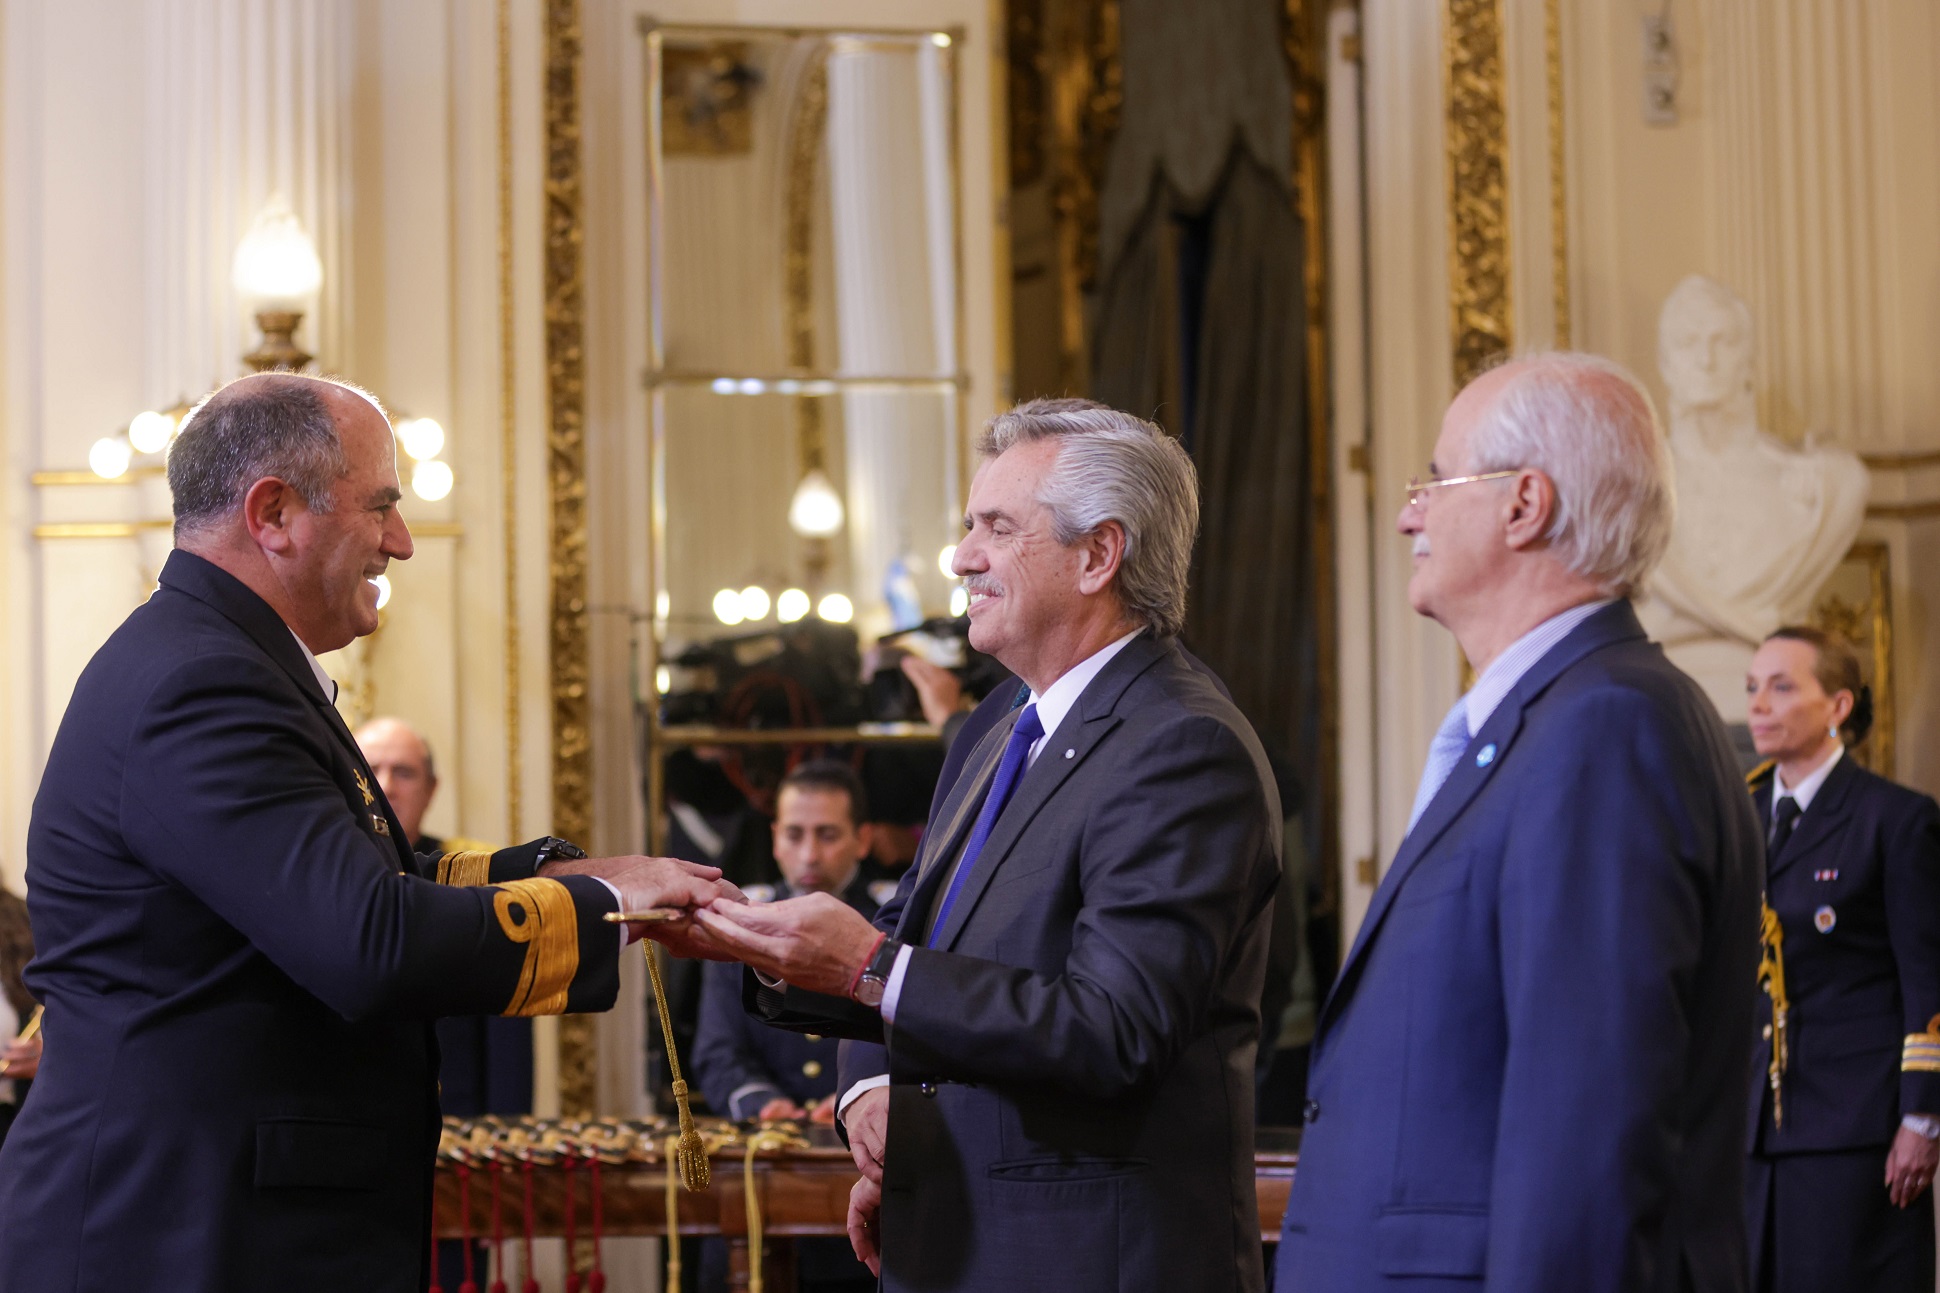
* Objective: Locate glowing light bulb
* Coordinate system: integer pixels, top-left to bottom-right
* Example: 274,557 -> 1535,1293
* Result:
817,592 -> 854,624
950,586 -> 969,617
788,470 -> 846,538
713,588 -> 746,626
655,589 -> 671,621
655,665 -> 672,695
371,574 -> 393,610
89,437 -> 132,480
231,193 -> 323,308
128,411 -> 173,455
411,459 -> 454,502
398,417 -> 446,462
931,32 -> 953,47
776,588 -> 810,623
937,544 -> 958,578
739,585 -> 771,621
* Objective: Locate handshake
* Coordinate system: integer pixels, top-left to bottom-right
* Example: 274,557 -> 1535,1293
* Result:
537,852 -> 892,996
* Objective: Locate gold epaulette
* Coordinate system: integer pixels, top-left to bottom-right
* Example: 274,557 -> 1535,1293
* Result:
1758,898 -> 1791,1125
492,877 -> 581,1017
434,838 -> 499,888
1746,759 -> 1776,789
1905,1016 -> 1940,1074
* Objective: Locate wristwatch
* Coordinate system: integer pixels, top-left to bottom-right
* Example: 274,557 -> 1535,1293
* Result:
852,937 -> 904,1008
532,836 -> 588,868
1903,1114 -> 1940,1140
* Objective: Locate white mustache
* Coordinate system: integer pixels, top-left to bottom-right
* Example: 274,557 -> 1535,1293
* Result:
1412,537 -> 1431,558
964,577 -> 1002,597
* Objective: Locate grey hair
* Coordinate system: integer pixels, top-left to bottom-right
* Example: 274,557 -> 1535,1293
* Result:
168,373 -> 382,537
1466,352 -> 1675,598
977,397 -> 1199,638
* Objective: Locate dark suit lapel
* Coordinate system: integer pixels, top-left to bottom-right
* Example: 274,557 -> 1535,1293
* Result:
895,715 -> 1017,941
927,634 -> 1166,952
157,550 -> 413,868
1319,601 -> 1647,1037
1769,754 -> 1858,882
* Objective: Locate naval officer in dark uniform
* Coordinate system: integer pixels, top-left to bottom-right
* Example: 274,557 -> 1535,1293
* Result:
1746,625 -> 1940,1293
694,760 -> 887,1293
0,373 -> 739,1293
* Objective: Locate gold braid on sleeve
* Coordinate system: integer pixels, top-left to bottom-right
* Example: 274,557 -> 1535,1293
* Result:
436,850 -> 495,887
1904,1015 -> 1940,1074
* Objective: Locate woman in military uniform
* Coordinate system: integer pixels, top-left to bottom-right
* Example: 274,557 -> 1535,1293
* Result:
1746,626 -> 1940,1292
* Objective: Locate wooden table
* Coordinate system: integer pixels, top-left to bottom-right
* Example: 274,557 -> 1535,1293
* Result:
434,1121 -> 1300,1291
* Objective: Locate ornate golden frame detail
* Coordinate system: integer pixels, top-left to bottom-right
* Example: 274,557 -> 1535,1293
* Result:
497,0 -> 523,842
1544,0 -> 1569,348
544,0 -> 597,1118
1810,540 -> 1895,779
1444,0 -> 1513,386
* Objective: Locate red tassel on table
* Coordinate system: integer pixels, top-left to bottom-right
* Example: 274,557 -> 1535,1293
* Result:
587,1158 -> 606,1293
521,1159 -> 540,1293
561,1155 -> 581,1293
489,1160 -> 509,1293
457,1164 -> 479,1293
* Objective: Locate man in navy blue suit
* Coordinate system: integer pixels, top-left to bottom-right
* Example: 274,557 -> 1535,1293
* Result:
1276,354 -> 1762,1292
0,373 -> 738,1293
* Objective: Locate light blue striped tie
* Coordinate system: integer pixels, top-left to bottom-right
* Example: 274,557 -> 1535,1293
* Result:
1407,697 -> 1471,835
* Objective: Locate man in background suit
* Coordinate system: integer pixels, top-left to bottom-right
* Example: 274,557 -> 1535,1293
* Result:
1276,354 -> 1762,1292
693,760 -> 885,1293
0,373 -> 737,1293
693,398 -> 1283,1292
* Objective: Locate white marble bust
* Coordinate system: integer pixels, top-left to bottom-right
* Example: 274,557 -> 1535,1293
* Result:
1642,275 -> 1869,648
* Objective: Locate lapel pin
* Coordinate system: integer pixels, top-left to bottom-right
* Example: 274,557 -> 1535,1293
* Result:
353,769 -> 375,807
372,815 -> 391,837
1064,748 -> 1075,759
1814,905 -> 1837,934
1475,743 -> 1497,768
1813,868 -> 1839,882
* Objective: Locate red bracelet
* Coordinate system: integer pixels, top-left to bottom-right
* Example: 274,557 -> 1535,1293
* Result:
849,932 -> 889,998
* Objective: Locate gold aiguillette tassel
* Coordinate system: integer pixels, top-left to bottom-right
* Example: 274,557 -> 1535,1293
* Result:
643,942 -> 710,1190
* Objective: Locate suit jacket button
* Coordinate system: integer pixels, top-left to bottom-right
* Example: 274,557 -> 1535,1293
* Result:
920,1081 -> 938,1098
1303,1099 -> 1321,1124
803,1060 -> 823,1078
1761,1024 -> 1773,1039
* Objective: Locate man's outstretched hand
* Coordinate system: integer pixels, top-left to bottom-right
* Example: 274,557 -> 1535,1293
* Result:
541,854 -> 748,960
690,893 -> 884,996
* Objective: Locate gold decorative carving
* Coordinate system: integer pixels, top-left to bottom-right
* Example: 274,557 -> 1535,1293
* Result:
544,0 -> 596,1119
1044,0 -> 1121,389
662,42 -> 758,155
1810,540 -> 1894,779
1544,0 -> 1569,348
784,49 -> 832,477
1006,0 -> 1047,188
1443,0 -> 1513,387
497,0 -> 523,844
1281,0 -> 1341,920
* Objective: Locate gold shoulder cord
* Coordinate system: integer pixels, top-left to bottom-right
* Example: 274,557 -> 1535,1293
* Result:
644,943 -> 710,1190
1748,759 -> 1790,1127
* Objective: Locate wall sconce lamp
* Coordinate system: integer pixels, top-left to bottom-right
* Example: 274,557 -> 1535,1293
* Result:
233,193 -> 323,372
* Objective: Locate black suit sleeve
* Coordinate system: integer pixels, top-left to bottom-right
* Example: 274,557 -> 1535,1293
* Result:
119,651 -> 620,1021
884,713 -> 1277,1099
1886,794 -> 1940,1115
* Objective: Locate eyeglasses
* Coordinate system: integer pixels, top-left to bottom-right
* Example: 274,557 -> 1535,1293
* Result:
1404,470 -> 1521,507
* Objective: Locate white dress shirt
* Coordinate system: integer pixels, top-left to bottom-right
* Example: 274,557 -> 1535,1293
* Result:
1771,742 -> 1842,820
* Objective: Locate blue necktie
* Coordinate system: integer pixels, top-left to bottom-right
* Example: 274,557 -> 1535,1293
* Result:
1406,697 -> 1470,835
928,703 -> 1045,945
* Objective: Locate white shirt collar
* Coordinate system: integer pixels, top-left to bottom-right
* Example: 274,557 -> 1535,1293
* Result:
290,630 -> 338,703
1774,742 -> 1843,814
1463,599 -> 1615,737
1024,628 -> 1145,763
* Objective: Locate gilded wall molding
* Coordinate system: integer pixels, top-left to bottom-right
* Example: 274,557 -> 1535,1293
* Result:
1443,0 -> 1513,386
785,50 -> 833,474
544,0 -> 597,1118
1544,0 -> 1569,348
1045,0 -> 1121,389
497,0 -> 523,843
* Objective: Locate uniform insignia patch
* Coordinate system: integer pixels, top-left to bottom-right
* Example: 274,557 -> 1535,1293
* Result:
1813,868 -> 1838,882
372,814 -> 391,837
1814,905 -> 1837,934
1475,743 -> 1497,768
354,769 -> 375,807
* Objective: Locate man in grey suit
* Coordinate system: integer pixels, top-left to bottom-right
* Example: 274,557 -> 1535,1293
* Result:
694,398 -> 1283,1292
